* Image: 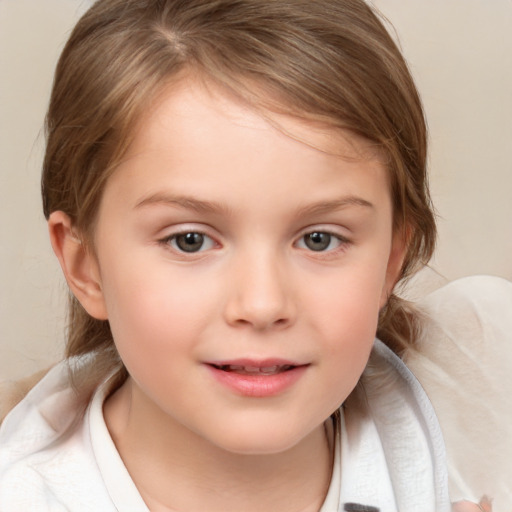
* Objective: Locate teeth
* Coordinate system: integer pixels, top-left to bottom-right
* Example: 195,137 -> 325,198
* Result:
218,364 -> 292,375
245,366 -> 264,373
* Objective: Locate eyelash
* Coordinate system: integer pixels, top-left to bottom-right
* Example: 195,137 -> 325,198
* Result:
159,230 -> 216,254
158,229 -> 351,255
295,230 -> 351,254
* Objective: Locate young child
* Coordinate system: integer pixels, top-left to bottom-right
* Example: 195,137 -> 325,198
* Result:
0,0 -> 493,510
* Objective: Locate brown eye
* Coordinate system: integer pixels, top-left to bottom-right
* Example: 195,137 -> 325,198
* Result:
173,232 -> 206,252
303,232 -> 333,251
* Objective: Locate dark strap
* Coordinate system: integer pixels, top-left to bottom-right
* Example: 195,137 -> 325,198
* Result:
344,503 -> 380,512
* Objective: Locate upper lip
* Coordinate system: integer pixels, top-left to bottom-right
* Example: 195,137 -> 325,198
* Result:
205,358 -> 307,369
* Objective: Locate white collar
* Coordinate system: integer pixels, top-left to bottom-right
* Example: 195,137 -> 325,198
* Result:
327,340 -> 451,512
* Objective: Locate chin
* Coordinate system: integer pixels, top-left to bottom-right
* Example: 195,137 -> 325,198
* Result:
206,419 -> 320,456
217,438 -> 301,456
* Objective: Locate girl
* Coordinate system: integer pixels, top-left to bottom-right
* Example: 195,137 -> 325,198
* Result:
0,0 -> 493,510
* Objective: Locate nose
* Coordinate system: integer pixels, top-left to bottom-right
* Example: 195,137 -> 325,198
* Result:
223,251 -> 296,331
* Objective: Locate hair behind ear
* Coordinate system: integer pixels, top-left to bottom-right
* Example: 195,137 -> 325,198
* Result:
377,294 -> 426,354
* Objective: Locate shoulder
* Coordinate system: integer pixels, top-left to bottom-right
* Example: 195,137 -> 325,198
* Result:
404,275 -> 512,507
0,368 -> 51,424
418,274 -> 512,327
406,275 -> 512,392
0,362 -> 115,510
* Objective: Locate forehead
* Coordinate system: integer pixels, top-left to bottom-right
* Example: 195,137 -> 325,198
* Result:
128,75 -> 384,164
101,76 -> 390,217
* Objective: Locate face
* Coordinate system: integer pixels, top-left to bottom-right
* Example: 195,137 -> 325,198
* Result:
85,79 -> 404,455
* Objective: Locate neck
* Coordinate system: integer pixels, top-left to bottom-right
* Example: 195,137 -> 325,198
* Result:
104,378 -> 334,512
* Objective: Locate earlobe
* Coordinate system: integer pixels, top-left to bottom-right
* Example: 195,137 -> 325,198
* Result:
48,211 -> 108,320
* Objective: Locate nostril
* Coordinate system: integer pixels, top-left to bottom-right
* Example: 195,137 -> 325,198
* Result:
231,316 -> 290,330
223,278 -> 295,329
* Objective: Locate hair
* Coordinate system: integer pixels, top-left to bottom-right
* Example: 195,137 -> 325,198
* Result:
42,0 -> 436,399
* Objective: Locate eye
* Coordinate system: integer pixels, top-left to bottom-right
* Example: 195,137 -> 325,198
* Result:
166,232 -> 216,253
297,231 -> 346,252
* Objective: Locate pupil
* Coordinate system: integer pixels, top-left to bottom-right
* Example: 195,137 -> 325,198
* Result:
176,232 -> 204,252
305,232 -> 331,251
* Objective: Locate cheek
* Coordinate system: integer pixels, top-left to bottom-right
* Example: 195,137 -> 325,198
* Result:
306,264 -> 386,400
321,293 -> 378,378
311,264 -> 385,341
99,258 -> 221,363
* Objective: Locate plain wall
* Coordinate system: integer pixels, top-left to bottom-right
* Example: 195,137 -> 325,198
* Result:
1,0 -> 511,380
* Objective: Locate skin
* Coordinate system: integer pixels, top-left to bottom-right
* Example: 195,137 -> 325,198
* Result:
49,79 -> 487,511
452,498 -> 492,512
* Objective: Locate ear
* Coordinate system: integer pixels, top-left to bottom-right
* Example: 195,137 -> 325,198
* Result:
48,211 -> 108,320
379,227 -> 409,308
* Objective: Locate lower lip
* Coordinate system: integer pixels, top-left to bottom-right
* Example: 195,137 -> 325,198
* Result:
205,365 -> 308,398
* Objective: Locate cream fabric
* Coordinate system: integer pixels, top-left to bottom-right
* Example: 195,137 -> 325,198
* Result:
406,275 -> 512,511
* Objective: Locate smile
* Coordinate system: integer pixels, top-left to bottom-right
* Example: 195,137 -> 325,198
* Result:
205,360 -> 308,397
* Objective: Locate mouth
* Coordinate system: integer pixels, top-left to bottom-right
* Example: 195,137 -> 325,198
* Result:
209,364 -> 296,376
205,360 -> 308,397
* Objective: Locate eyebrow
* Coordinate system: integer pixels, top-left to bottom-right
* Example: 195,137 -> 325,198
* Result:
135,192 -> 374,216
135,193 -> 230,215
296,197 -> 374,217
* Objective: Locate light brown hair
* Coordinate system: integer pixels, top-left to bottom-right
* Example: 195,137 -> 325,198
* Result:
42,0 -> 436,397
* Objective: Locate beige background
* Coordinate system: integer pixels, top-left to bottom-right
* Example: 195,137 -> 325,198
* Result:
1,0 -> 511,380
